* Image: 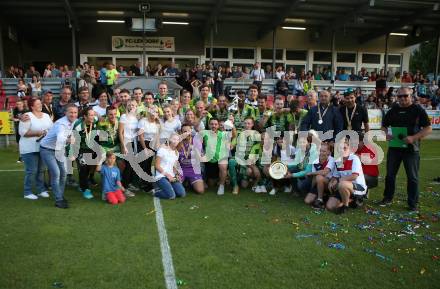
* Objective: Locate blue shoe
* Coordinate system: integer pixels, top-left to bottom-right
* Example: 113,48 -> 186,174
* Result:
82,189 -> 94,199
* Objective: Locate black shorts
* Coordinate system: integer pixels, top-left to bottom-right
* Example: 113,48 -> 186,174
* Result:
332,182 -> 366,202
205,162 -> 219,179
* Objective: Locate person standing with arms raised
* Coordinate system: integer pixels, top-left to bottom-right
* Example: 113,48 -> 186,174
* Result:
380,87 -> 432,211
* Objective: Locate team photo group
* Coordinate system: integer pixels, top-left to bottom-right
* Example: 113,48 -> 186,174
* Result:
16,65 -> 432,214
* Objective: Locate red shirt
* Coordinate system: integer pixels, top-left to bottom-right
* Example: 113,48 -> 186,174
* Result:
355,145 -> 379,177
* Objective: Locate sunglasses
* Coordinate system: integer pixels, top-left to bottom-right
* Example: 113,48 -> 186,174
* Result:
397,94 -> 410,98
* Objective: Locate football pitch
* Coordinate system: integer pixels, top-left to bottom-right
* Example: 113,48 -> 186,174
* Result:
0,141 -> 439,289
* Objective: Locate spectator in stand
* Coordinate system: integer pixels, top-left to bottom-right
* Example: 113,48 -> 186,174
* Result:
413,70 -> 424,83
225,66 -> 233,78
242,67 -> 251,79
338,69 -> 349,81
165,62 -> 179,77
17,79 -> 27,97
26,65 -> 41,79
99,63 -> 108,85
154,64 -> 165,76
231,66 -> 241,78
214,66 -> 226,98
401,71 -> 412,83
105,63 -> 119,96
51,64 -> 61,78
349,69 -> 359,81
118,65 -> 127,77
29,75 -> 42,97
251,62 -> 265,91
275,65 -> 285,80
43,63 -> 52,78
286,67 -> 296,80
365,92 -> 378,109
276,75 -> 289,97
369,71 -> 377,82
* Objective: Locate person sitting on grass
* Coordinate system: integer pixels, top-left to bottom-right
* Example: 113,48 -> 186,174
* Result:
101,151 -> 126,205
326,138 -> 367,214
304,142 -> 335,209
263,135 -> 296,196
154,133 -> 186,200
284,134 -> 318,195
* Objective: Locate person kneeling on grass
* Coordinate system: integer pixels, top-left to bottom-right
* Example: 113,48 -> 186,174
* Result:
355,133 -> 379,197
326,139 -> 367,214
101,151 -> 126,205
304,142 -> 335,209
154,133 -> 186,200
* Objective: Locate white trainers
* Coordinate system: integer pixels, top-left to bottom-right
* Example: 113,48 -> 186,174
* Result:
24,194 -> 38,200
217,185 -> 225,196
260,186 -> 267,193
269,188 -> 276,196
284,186 -> 292,193
232,185 -> 239,195
253,186 -> 260,193
38,191 -> 50,198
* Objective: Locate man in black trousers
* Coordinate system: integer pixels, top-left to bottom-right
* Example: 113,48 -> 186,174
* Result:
380,87 -> 432,211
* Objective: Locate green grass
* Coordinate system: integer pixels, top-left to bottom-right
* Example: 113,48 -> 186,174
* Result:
1,141 -> 440,289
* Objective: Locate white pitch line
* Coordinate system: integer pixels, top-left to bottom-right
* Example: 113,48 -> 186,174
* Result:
153,197 -> 178,289
0,169 -> 23,172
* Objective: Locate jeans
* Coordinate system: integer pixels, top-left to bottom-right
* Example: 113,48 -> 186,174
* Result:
21,152 -> 47,196
384,148 -> 420,207
40,147 -> 66,202
154,177 -> 186,199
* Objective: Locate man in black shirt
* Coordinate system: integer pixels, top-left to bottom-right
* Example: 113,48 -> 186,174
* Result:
340,89 -> 369,133
380,87 -> 432,211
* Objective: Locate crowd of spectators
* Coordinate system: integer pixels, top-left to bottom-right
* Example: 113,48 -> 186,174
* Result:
4,61 -> 440,111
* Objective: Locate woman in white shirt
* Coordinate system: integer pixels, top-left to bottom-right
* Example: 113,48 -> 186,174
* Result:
160,104 -> 181,143
29,75 -> 42,97
92,91 -> 109,118
118,99 -> 139,197
154,133 -> 186,199
19,98 -> 53,199
138,106 -> 161,192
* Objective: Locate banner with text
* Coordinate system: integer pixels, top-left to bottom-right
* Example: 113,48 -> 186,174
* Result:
367,109 -> 383,130
112,36 -> 175,52
0,112 -> 14,135
427,110 -> 440,130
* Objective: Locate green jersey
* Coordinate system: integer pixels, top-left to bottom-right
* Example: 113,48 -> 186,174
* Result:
96,118 -> 120,152
72,118 -> 98,151
232,104 -> 255,130
202,130 -> 230,163
265,112 -> 293,131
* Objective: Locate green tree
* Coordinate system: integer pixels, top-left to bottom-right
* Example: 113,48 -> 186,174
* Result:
409,40 -> 437,74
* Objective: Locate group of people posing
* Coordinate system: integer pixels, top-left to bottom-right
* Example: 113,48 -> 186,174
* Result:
16,81 -> 431,213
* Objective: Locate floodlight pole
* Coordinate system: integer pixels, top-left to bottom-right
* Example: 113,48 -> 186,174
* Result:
210,26 -> 214,64
435,33 -> 440,82
272,28 -> 276,79
384,33 -> 389,76
142,10 -> 146,75
0,25 -> 4,77
331,30 -> 336,81
71,25 -> 77,68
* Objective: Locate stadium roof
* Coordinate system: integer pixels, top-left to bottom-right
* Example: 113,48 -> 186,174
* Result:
1,0 -> 439,45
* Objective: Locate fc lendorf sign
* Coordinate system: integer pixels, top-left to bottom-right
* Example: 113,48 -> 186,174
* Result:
112,36 -> 175,52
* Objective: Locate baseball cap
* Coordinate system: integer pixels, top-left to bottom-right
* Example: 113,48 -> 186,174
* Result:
42,88 -> 53,95
344,88 -> 355,96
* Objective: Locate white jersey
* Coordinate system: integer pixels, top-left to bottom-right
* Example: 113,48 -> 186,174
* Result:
312,155 -> 335,179
332,153 -> 367,195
